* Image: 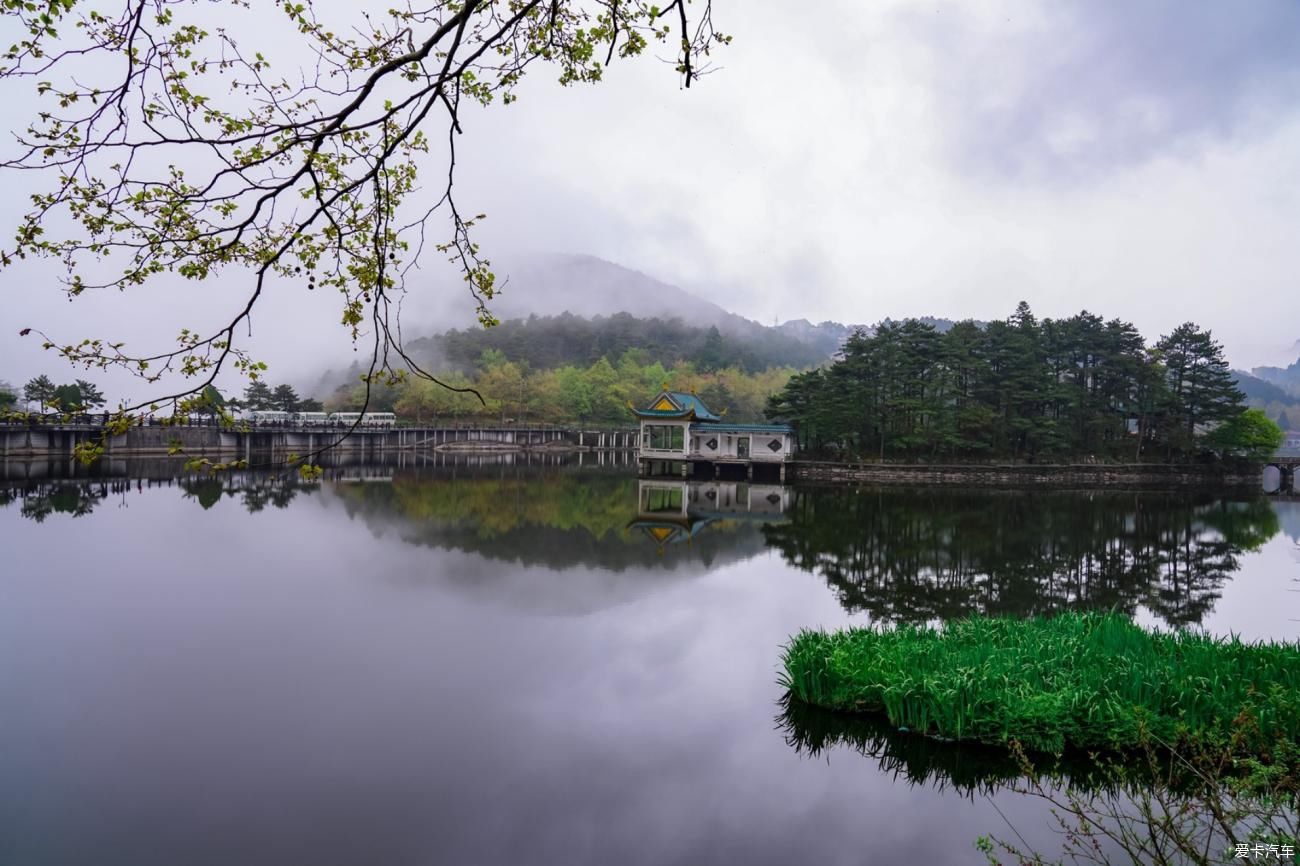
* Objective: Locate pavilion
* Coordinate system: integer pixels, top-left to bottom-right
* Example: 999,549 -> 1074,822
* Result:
629,389 -> 795,481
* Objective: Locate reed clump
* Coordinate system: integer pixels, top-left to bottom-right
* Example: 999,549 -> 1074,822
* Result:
779,613 -> 1300,754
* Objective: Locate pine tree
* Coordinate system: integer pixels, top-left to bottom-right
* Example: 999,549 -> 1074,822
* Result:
271,384 -> 300,412
23,374 -> 56,409
243,381 -> 274,410
1155,323 -> 1244,452
74,379 -> 106,410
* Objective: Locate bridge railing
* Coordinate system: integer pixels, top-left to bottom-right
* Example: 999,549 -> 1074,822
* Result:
0,414 -> 639,434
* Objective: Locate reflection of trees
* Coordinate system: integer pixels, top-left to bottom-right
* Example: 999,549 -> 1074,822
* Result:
763,489 -> 1279,628
777,695 -> 1125,798
2,474 -> 319,521
238,480 -> 310,513
778,695 -> 1297,866
16,483 -> 108,522
330,469 -> 766,571
180,477 -> 225,510
178,475 -> 312,512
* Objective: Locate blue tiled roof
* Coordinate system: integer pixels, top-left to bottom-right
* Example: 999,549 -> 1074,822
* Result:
665,391 -> 721,422
630,390 -> 723,421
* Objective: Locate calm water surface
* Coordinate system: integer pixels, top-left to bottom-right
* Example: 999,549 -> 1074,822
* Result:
1,456 -> 1296,865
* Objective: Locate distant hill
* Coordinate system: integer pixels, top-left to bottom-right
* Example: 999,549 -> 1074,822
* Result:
310,253 -> 971,394
432,253 -> 974,355
1251,357 -> 1300,398
405,312 -> 830,373
490,253 -> 737,326
1233,368 -> 1300,431
457,253 -> 876,354
1233,369 -> 1295,404
772,319 -> 855,357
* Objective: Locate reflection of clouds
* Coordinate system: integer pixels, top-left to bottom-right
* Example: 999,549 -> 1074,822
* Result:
317,476 -> 773,616
1276,501 -> 1300,543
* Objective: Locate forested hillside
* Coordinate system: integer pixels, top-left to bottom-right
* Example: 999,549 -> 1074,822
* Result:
318,310 -> 837,426
1251,358 -> 1300,399
405,312 -> 829,373
767,303 -> 1267,461
326,350 -> 796,426
1233,364 -> 1300,430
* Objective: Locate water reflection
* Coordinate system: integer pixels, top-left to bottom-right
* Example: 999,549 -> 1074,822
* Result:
0,459 -> 1294,865
329,469 -> 769,573
777,696 -> 1125,798
5,473 -> 320,520
628,479 -> 790,551
10,483 -> 106,522
0,460 -> 1284,629
775,697 -> 1290,866
765,488 -> 1279,627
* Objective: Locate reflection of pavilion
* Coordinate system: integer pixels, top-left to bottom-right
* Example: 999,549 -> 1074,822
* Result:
627,479 -> 791,549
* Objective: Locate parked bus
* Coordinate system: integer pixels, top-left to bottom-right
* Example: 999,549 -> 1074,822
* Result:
327,411 -> 396,428
241,410 -> 292,425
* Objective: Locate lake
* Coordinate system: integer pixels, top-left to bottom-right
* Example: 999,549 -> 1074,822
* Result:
1,455 -> 1296,865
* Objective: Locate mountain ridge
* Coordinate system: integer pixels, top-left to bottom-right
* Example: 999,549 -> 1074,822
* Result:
483,252 -> 861,354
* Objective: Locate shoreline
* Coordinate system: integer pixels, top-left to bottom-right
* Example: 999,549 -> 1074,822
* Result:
788,460 -> 1264,489
0,423 -> 1280,491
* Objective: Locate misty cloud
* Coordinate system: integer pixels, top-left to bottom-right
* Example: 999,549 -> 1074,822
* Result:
910,0 -> 1300,179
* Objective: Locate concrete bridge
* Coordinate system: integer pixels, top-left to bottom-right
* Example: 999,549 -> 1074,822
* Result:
1263,453 -> 1300,495
0,422 -> 639,460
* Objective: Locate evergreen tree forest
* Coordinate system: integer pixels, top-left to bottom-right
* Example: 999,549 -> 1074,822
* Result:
409,313 -> 827,373
766,304 -> 1251,462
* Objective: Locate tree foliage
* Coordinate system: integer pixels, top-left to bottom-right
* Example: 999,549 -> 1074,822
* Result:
1,0 -> 727,418
17,372 -> 107,412
51,382 -> 83,411
242,380 -> 274,410
271,383 -> 300,412
767,305 -> 1247,462
411,312 -> 829,373
1207,408 -> 1284,462
74,379 -> 106,409
329,348 -> 795,427
22,374 -> 56,407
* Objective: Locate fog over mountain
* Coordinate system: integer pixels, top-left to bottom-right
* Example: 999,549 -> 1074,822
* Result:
1251,359 -> 1300,399
312,253 -> 863,390
482,253 -> 859,357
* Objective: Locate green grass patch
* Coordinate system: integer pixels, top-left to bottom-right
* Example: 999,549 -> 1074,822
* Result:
779,613 -> 1300,754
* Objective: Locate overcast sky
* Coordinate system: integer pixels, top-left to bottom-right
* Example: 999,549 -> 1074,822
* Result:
4,0 -> 1300,397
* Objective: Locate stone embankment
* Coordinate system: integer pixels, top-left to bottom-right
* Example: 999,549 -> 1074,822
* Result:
790,460 -> 1262,489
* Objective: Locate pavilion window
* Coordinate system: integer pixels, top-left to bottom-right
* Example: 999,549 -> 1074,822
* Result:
647,425 -> 684,450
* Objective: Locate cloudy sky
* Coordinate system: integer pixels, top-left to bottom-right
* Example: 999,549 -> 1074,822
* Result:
4,0 -> 1300,397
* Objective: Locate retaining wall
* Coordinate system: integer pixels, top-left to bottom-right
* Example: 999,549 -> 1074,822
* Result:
790,461 -> 1263,489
